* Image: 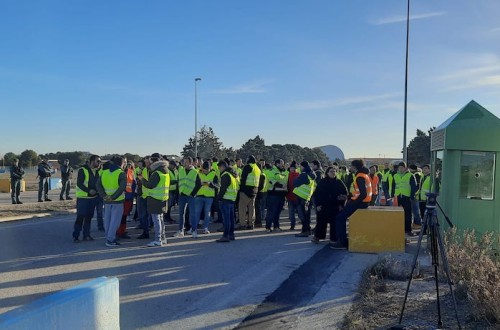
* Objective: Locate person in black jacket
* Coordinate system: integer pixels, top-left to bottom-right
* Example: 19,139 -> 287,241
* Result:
37,156 -> 53,202
311,166 -> 348,244
331,159 -> 372,249
60,159 -> 74,200
10,158 -> 25,204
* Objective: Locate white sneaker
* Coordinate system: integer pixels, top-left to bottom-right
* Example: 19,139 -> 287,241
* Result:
186,229 -> 193,235
192,230 -> 198,239
173,231 -> 184,238
147,241 -> 162,247
203,228 -> 210,234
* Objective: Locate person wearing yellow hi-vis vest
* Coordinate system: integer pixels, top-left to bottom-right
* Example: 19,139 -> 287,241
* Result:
393,161 -> 418,235
264,159 -> 288,232
331,159 -> 372,249
96,156 -> 127,247
72,154 -> 101,242
191,161 -> 219,238
254,161 -> 268,228
174,156 -> 199,238
136,157 -> 152,239
293,161 -> 317,237
140,153 -> 170,247
215,161 -> 238,242
164,160 -> 178,224
238,155 -> 261,230
417,164 -> 432,219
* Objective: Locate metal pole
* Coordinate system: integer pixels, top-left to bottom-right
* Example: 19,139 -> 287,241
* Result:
194,77 -> 202,158
403,0 -> 410,163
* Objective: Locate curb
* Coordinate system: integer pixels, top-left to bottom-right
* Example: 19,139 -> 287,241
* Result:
0,209 -> 76,223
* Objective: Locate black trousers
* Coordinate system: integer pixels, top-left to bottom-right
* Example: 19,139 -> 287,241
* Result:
315,208 -> 339,240
398,195 -> 413,233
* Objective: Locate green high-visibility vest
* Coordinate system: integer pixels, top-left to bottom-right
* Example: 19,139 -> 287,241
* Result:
179,167 -> 198,196
394,172 -> 412,197
149,171 -> 170,201
141,168 -> 150,198
293,175 -> 315,201
75,167 -> 96,198
418,175 -> 431,201
266,166 -> 286,191
168,169 -> 178,191
222,171 -> 237,201
197,171 -> 216,197
101,168 -> 125,201
245,163 -> 261,187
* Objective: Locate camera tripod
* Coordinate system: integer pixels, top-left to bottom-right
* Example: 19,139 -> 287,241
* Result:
398,195 -> 461,329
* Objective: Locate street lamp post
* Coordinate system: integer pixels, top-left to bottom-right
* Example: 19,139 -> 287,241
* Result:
194,77 -> 202,158
403,0 -> 410,163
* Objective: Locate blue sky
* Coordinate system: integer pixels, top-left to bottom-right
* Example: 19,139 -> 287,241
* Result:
1,0 -> 500,159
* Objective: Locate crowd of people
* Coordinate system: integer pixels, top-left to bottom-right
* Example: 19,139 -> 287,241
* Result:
8,154 -> 433,249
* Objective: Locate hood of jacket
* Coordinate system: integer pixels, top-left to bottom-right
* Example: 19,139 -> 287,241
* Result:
102,161 -> 121,173
357,166 -> 370,175
150,160 -> 169,174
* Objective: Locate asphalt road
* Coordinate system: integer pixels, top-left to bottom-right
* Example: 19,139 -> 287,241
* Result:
0,206 -> 359,329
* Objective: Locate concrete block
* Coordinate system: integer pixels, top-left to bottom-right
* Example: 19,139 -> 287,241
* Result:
349,207 -> 405,253
0,277 -> 120,330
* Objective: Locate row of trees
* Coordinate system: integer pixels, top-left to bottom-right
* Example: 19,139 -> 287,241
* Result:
2,126 -> 433,168
181,126 -> 331,165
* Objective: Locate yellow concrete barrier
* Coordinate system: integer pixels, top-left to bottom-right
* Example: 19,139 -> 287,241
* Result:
349,207 -> 405,253
0,179 -> 26,193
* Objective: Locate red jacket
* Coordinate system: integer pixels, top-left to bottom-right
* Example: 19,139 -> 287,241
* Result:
286,170 -> 300,202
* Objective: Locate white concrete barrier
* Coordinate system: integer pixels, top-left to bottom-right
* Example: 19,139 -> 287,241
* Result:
0,276 -> 120,330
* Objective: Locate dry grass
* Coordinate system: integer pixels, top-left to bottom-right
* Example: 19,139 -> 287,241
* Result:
444,228 -> 500,325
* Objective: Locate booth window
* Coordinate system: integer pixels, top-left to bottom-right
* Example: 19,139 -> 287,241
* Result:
460,151 -> 495,200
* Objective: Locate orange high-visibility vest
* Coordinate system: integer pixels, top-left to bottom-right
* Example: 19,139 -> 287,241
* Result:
351,173 -> 372,203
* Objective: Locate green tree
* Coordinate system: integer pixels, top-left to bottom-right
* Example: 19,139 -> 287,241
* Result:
407,127 -> 434,166
237,135 -> 266,160
19,149 -> 39,167
181,126 -> 226,160
3,152 -> 19,166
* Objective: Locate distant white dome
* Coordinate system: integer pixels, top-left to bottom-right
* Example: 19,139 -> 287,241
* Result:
318,145 -> 345,161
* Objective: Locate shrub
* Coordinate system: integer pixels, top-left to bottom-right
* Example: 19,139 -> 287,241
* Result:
444,228 -> 500,324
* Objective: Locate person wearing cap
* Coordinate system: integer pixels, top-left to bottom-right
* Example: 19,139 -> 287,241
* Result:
393,161 -> 418,236
331,159 -> 372,249
60,159 -> 74,201
37,156 -> 54,202
264,159 -> 288,232
140,153 -> 169,247
9,158 -> 25,204
237,155 -> 261,230
293,161 -> 317,237
215,161 -> 238,242
96,156 -> 127,247
72,154 -> 101,242
191,161 -> 219,237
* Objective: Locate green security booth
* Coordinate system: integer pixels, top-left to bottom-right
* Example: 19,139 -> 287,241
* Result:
430,100 -> 500,233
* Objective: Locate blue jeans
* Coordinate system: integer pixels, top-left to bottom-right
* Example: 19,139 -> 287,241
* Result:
194,196 -> 213,230
265,194 -> 284,229
138,197 -> 150,232
335,201 -> 369,246
219,200 -> 235,239
95,196 -> 104,229
178,194 -> 195,231
73,198 -> 98,238
104,203 -> 124,243
288,200 -> 298,228
151,213 -> 165,242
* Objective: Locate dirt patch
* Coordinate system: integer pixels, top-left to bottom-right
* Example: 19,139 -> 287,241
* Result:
343,266 -> 494,329
0,200 -> 76,219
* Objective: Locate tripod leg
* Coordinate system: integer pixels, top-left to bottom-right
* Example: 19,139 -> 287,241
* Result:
430,221 -> 443,328
398,214 -> 428,324
434,218 -> 462,329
